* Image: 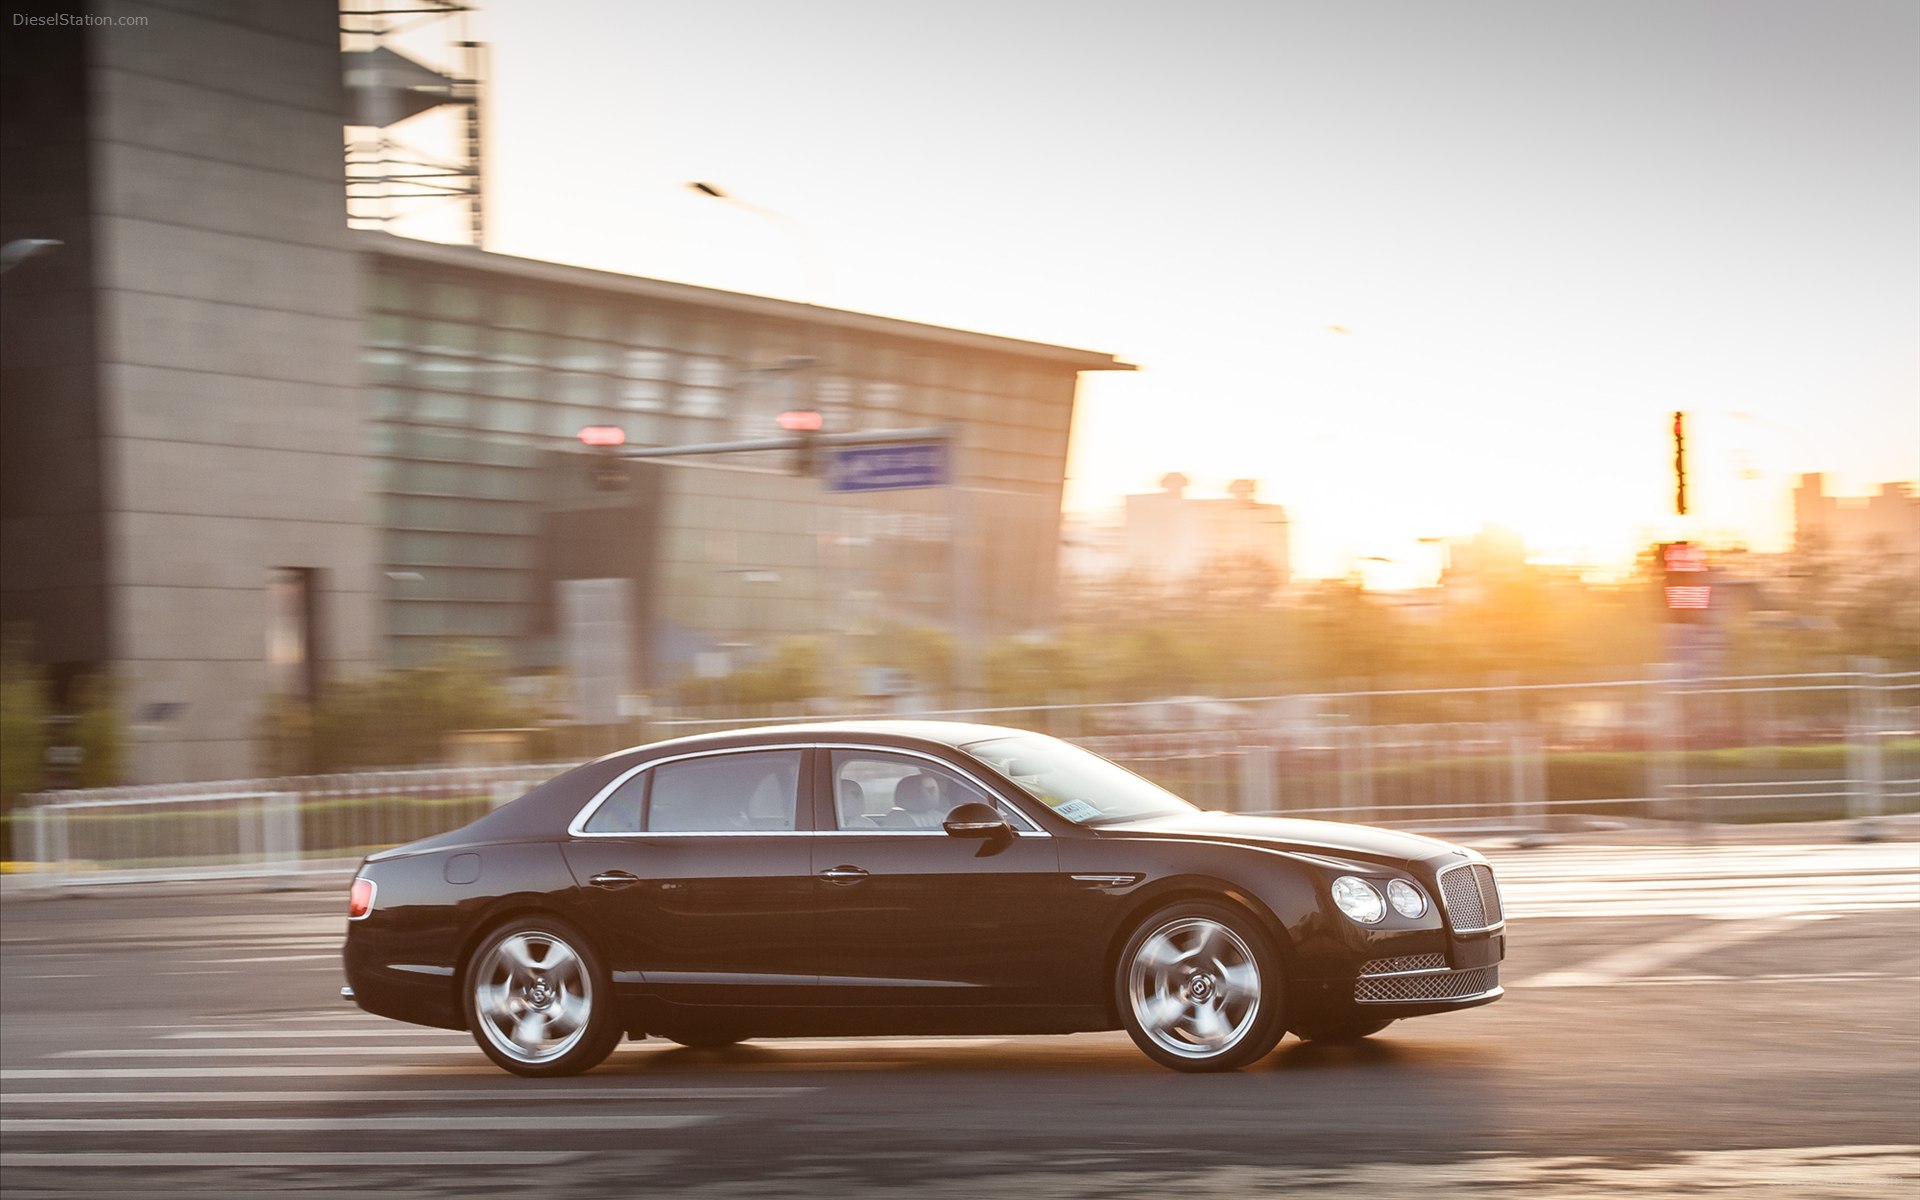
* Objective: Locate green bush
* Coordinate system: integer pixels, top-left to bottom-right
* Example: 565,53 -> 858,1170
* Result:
1,630 -> 48,813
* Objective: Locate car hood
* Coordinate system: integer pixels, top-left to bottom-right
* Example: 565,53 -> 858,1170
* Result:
1096,810 -> 1475,868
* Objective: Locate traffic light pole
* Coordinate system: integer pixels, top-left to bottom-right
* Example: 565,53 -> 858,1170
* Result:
582,423 -> 969,705
604,425 -> 953,467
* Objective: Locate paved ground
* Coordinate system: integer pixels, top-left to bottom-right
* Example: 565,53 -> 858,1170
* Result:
1,836 -> 1915,1198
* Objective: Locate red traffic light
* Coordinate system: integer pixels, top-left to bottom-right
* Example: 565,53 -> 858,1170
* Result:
579,426 -> 626,447
777,410 -> 823,432
1660,540 -> 1711,612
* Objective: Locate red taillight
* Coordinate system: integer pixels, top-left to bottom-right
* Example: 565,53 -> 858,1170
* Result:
348,877 -> 376,920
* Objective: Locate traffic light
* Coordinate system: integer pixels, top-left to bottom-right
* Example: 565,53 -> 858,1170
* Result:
1659,540 -> 1710,621
778,410 -> 823,476
579,426 -> 627,491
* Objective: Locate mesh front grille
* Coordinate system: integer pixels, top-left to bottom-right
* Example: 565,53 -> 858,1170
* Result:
1474,865 -> 1504,925
1440,863 -> 1503,931
1359,953 -> 1447,976
1355,965 -> 1499,1003
1439,865 -> 1485,929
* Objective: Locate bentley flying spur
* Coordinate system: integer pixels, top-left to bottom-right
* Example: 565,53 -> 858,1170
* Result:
342,722 -> 1506,1073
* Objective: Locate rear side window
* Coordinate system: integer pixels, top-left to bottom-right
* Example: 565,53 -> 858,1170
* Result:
636,750 -> 802,833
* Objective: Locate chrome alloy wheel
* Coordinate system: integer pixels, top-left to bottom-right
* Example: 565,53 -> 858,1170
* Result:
471,929 -> 594,1065
1127,916 -> 1262,1060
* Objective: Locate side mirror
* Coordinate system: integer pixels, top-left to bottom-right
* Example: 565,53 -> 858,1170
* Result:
942,801 -> 1010,839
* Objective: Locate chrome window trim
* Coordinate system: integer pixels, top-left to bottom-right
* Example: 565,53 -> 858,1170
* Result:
568,745 -> 808,838
1437,861 -> 1506,934
566,741 -> 1051,839
818,742 -> 1046,836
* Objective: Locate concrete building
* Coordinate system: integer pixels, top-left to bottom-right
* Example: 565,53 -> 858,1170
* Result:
0,0 -> 1126,783
3,2 -> 378,783
361,234 -> 1125,694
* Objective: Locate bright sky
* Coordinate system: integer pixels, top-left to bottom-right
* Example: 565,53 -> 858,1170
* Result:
414,0 -> 1917,580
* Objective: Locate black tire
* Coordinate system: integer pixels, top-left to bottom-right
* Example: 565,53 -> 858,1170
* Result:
462,916 -> 622,1077
1115,900 -> 1287,1072
1294,1018 -> 1393,1044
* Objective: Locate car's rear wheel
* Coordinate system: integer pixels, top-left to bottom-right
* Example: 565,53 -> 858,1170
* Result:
1117,900 -> 1286,1072
1294,1018 -> 1393,1043
463,917 -> 621,1077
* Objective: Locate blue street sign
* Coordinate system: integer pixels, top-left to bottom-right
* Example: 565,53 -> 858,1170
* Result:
825,442 -> 949,492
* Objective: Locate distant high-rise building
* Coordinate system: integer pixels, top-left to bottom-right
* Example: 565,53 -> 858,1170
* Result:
1793,474 -> 1920,562
1120,475 -> 1291,588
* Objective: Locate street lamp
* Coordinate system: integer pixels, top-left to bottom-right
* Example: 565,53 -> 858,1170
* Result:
0,239 -> 63,274
686,181 -> 855,694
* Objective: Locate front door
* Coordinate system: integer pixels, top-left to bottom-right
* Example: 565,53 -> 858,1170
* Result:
810,749 -> 1075,1007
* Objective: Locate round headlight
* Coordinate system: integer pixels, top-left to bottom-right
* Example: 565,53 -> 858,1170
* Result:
1330,875 -> 1386,924
1387,878 -> 1427,918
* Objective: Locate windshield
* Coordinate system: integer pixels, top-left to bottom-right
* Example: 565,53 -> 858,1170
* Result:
964,734 -> 1196,825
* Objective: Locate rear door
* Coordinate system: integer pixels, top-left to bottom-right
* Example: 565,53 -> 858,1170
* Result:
560,746 -> 816,1005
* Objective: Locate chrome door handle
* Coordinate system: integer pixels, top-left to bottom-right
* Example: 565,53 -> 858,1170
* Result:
590,870 -> 641,889
819,866 -> 869,885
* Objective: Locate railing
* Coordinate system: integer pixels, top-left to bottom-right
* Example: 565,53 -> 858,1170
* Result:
14,763 -> 573,888
11,669 -> 1916,888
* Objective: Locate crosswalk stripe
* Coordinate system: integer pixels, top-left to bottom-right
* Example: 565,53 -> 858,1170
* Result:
1520,917 -> 1795,987
53,1045 -> 478,1059
3,1114 -> 709,1133
3,1067 -> 509,1080
0,1152 -> 584,1167
0,1087 -> 815,1105
156,1028 -> 464,1039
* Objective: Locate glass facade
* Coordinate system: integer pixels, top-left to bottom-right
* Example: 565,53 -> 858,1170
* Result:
363,246 -> 1105,684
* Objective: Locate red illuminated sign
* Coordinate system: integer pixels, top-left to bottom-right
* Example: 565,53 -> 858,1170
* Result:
777,410 -> 824,432
578,426 -> 626,447
1661,541 -> 1710,611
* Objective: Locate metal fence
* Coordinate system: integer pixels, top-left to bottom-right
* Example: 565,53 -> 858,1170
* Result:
11,669 -> 1916,888
13,763 -> 573,888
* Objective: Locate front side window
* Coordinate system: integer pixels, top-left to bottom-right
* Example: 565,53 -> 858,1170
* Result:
585,750 -> 802,834
830,751 -> 1032,832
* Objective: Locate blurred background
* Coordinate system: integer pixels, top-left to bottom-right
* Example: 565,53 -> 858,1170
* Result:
0,0 -> 1915,857
2,6 -> 1917,1199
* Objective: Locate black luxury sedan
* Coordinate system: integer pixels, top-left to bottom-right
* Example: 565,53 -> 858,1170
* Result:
342,721 -> 1506,1074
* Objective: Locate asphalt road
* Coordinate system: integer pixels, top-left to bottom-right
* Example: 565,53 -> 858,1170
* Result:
2,839 -> 1916,1199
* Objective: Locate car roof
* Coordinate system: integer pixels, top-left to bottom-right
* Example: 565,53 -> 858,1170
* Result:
595,719 -> 1037,763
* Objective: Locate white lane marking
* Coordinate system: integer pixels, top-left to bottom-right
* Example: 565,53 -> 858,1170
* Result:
727,1037 -> 1008,1050
187,954 -> 339,964
4,1067 -> 509,1080
0,1087 -> 815,1104
0,1152 -> 583,1168
52,1046 -> 478,1059
1567,973 -> 1920,987
158,1028 -> 467,1039
1521,916 -> 1798,988
52,1036 -> 1009,1059
4,1115 -> 708,1132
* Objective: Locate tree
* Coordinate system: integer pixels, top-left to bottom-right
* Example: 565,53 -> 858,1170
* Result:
68,675 -> 125,789
1,629 -> 47,812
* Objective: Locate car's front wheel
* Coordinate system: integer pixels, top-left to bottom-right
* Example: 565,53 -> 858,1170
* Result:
463,917 -> 621,1077
1117,900 -> 1286,1072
